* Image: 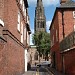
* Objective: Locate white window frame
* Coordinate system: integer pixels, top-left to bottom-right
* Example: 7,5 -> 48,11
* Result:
17,11 -> 20,32
73,11 -> 75,19
24,9 -> 26,16
0,19 -> 4,26
23,1 -> 25,12
21,22 -> 24,43
27,31 -> 29,45
20,0 -> 23,5
74,25 -> 75,31
24,27 -> 26,40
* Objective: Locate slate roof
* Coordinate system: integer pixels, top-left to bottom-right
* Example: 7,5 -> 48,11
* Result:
60,0 -> 75,8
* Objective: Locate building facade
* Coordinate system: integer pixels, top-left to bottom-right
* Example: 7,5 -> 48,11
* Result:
0,0 -> 31,75
34,0 -> 46,33
29,45 -> 38,64
50,0 -> 75,75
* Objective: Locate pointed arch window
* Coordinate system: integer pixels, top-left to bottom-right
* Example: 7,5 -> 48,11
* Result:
42,22 -> 44,28
40,7 -> 42,13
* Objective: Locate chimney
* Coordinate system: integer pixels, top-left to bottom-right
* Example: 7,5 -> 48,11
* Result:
60,0 -> 67,4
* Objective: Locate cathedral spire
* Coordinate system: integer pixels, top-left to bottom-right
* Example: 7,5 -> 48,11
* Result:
37,0 -> 43,7
34,0 -> 46,33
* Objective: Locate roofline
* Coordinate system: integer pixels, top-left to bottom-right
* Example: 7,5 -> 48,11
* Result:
49,7 -> 75,30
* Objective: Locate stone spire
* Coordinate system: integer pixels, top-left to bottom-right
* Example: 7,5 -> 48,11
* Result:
37,0 -> 43,7
34,0 -> 46,33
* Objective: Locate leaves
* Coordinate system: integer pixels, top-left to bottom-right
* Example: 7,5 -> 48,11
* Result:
32,31 -> 51,56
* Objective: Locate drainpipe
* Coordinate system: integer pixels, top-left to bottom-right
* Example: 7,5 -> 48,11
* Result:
62,10 -> 65,38
61,10 -> 65,74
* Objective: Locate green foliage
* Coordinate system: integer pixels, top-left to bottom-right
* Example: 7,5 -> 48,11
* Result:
32,31 -> 51,56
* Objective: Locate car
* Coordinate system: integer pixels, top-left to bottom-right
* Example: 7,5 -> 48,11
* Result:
37,61 -> 51,67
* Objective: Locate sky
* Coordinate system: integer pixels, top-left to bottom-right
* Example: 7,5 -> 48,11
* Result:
27,0 -> 60,45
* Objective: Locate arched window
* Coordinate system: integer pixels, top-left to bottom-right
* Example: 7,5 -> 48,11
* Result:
42,22 -> 44,28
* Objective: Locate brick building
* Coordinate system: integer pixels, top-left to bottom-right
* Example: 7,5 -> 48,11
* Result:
50,0 -> 75,75
0,0 -> 31,75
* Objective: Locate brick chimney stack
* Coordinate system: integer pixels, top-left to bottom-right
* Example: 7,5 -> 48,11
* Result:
60,0 -> 67,4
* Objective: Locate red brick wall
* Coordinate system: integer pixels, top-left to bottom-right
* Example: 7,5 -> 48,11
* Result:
50,11 -> 62,71
0,42 -> 7,75
4,0 -> 21,40
63,49 -> 75,75
0,0 -> 27,75
0,0 -> 4,20
6,36 -> 25,75
58,9 -> 75,73
50,9 -> 75,73
58,9 -> 74,42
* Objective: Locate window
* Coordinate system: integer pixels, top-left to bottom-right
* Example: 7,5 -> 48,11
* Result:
24,27 -> 26,40
21,22 -> 23,43
40,8 -> 42,13
23,1 -> 25,12
17,11 -> 20,32
0,19 -> 4,26
38,22 -> 39,28
43,22 -> 44,28
73,11 -> 75,18
24,9 -> 26,16
74,25 -> 75,31
27,31 -> 29,45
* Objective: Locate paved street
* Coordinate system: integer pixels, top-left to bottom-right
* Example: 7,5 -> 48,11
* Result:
23,66 -> 53,75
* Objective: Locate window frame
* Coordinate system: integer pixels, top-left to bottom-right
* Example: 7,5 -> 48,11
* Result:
73,11 -> 75,19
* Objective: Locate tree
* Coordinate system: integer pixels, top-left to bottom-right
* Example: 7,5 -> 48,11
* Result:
32,31 -> 51,60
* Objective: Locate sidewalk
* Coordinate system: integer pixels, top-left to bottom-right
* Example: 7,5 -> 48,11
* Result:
49,67 -> 65,75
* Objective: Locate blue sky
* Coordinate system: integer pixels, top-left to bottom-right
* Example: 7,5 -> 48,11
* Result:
28,0 -> 60,45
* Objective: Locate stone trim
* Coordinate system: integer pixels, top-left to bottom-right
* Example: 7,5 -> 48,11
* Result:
3,30 -> 27,49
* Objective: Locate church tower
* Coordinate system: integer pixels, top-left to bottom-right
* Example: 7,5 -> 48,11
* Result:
34,0 -> 46,33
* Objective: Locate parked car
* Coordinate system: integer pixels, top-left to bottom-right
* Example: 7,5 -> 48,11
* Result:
37,61 -> 51,67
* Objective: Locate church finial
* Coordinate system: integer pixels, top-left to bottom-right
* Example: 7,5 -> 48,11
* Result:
37,0 -> 43,7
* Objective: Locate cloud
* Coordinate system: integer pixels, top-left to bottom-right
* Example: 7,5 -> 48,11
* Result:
28,0 -> 60,7
46,20 -> 52,32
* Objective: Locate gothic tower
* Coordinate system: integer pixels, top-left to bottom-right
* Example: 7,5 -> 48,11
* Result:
34,0 -> 46,33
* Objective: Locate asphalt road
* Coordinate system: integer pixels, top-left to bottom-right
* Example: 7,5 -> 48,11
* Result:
24,66 -> 53,75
